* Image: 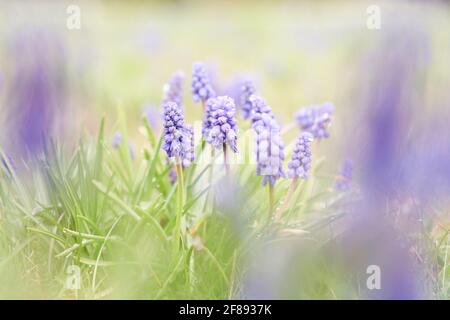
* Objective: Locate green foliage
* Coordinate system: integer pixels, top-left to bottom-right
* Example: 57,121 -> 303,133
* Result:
0,116 -> 448,299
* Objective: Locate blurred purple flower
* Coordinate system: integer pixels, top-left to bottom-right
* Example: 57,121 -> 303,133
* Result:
111,131 -> 136,160
240,80 -> 257,120
142,104 -> 160,129
112,131 -> 122,149
335,158 -> 353,191
287,132 -> 313,179
182,124 -> 195,168
250,95 -> 285,186
295,102 -> 334,140
162,71 -> 184,107
345,24 -> 431,299
5,27 -> 67,157
192,62 -> 215,104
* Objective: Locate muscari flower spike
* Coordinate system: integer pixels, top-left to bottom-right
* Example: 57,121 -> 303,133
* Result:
202,96 -> 238,152
162,102 -> 194,166
295,102 -> 334,139
192,62 -> 215,103
240,80 -> 256,120
287,132 -> 314,179
250,95 -> 285,186
162,71 -> 184,107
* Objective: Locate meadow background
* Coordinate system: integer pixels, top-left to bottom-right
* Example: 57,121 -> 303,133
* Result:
0,0 -> 449,299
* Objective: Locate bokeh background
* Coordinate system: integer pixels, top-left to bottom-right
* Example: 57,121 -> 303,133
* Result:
1,0 -> 449,161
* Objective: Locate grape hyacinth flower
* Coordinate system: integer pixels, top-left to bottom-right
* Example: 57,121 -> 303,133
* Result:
287,132 -> 314,180
202,96 -> 238,153
335,158 -> 353,191
274,131 -> 312,221
250,95 -> 285,186
162,102 -> 193,166
295,102 -> 334,139
161,102 -> 193,251
192,62 -> 215,105
162,71 -> 184,107
240,80 -> 256,120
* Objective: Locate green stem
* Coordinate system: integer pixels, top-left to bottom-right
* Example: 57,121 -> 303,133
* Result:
202,147 -> 215,213
268,184 -> 275,218
173,159 -> 184,253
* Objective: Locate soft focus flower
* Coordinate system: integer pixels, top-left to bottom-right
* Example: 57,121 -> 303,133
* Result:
112,131 -> 122,149
344,24 -> 430,299
162,71 -> 184,107
250,95 -> 285,186
287,132 -> 313,179
162,102 -> 193,166
142,104 -> 160,130
5,27 -> 67,157
295,102 -> 334,139
111,131 -> 136,160
240,80 -> 256,119
191,62 -> 215,103
335,158 -> 353,191
202,96 -> 238,152
182,124 -> 195,168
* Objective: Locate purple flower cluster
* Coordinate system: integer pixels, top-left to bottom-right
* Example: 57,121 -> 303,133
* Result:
250,95 -> 285,186
240,80 -> 256,119
163,71 -> 184,107
295,102 -> 334,139
192,62 -> 215,103
287,132 -> 313,179
202,96 -> 238,152
335,158 -> 353,191
162,102 -> 194,166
